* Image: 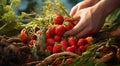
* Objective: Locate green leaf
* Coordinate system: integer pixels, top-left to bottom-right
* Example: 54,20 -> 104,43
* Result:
106,8 -> 120,22
0,0 -> 7,6
31,44 -> 39,60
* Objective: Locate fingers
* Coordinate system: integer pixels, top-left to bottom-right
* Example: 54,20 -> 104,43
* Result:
70,5 -> 78,16
75,26 -> 93,38
64,17 -> 86,37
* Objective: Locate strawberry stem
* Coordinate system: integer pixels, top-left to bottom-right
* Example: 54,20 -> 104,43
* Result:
59,6 -> 71,18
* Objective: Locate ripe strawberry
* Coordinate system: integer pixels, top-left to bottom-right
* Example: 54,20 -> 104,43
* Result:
46,38 -> 55,46
65,22 -> 74,31
68,37 -> 78,46
53,44 -> 62,53
77,38 -> 88,46
18,30 -> 28,43
65,58 -> 75,65
55,25 -> 66,36
54,35 -> 61,42
85,36 -> 93,44
28,39 -> 37,45
66,45 -> 76,52
52,60 -> 61,66
60,39 -> 68,50
78,46 -> 86,52
46,26 -> 56,38
46,46 -> 53,53
54,14 -> 64,25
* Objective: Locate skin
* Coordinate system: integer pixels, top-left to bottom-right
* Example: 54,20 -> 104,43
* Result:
64,0 -> 120,38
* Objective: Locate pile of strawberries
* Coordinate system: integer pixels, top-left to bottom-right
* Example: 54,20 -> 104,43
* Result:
45,14 -> 92,54
17,14 -> 92,55
17,14 -> 93,65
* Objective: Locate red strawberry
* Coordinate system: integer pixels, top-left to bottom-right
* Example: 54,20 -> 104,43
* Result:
55,25 -> 66,36
65,22 -> 74,31
46,46 -> 53,53
60,39 -> 68,50
65,58 -> 75,65
28,40 -> 37,45
54,35 -> 61,42
46,38 -> 55,46
52,60 -> 61,66
66,45 -> 76,52
18,30 -> 28,43
85,36 -> 93,44
53,44 -> 62,53
77,38 -> 88,46
68,37 -> 78,46
54,14 -> 64,25
78,46 -> 86,52
46,26 -> 56,38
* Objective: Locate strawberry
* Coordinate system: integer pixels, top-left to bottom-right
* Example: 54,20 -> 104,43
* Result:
54,14 -> 64,25
46,26 -> 56,38
52,60 -> 61,66
68,37 -> 78,46
77,38 -> 88,46
66,45 -> 76,53
65,58 -> 75,65
78,46 -> 86,52
46,46 -> 53,53
18,30 -> 28,43
54,35 -> 61,42
28,39 -> 37,45
60,39 -> 68,50
65,22 -> 74,31
85,36 -> 93,44
55,25 -> 66,36
46,38 -> 55,46
53,44 -> 62,53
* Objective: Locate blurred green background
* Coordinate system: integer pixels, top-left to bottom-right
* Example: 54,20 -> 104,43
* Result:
14,0 -> 82,15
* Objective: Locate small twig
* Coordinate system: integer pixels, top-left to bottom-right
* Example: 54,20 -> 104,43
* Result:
24,61 -> 40,66
35,52 -> 79,66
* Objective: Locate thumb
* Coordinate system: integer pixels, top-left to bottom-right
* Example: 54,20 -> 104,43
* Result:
70,5 -> 78,16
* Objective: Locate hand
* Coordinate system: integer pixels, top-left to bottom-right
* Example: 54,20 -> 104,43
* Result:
64,4 -> 105,38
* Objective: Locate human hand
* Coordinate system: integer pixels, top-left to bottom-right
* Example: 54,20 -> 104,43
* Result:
64,4 -> 106,38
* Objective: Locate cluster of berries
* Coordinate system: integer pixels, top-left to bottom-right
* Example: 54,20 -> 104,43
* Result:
45,14 -> 92,54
